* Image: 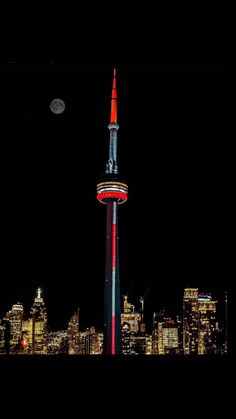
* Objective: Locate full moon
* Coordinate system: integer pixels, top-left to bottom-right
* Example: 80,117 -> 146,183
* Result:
50,98 -> 65,114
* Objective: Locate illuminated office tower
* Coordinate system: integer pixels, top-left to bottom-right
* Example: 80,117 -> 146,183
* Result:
152,312 -> 179,355
86,327 -> 103,354
152,312 -> 159,354
162,326 -> 179,354
0,319 -> 10,354
30,288 -> 47,354
198,293 -> 217,355
21,318 -> 33,353
121,296 -> 137,355
79,327 -> 103,355
183,288 -> 199,354
5,302 -> 24,354
139,297 -> 146,334
122,293 -> 149,354
121,322 -> 136,355
145,335 -> 153,355
97,332 -> 104,354
47,331 -> 69,354
121,295 -> 142,333
121,295 -> 146,354
158,318 -> 179,355
0,321 -> 5,353
176,315 -> 183,353
68,309 -> 80,354
152,311 -> 164,354
157,322 -> 164,355
97,69 -> 128,354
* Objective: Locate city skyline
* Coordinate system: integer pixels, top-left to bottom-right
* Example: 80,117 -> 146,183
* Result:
0,285 -> 227,335
0,285 -> 227,355
0,65 -> 228,333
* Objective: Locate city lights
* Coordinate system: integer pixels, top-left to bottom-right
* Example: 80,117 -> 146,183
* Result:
0,287 -> 227,355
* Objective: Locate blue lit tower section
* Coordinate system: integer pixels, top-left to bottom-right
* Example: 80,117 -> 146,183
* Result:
97,69 -> 128,354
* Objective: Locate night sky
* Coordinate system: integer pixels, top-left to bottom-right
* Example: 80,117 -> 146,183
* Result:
0,64 -> 228,332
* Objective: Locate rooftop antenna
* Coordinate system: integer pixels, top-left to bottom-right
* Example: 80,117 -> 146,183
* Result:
125,281 -> 135,296
139,285 -> 151,323
143,285 -> 151,300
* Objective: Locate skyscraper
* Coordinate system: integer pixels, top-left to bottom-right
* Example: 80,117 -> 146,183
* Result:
183,288 -> 218,355
183,288 -> 199,354
30,288 -> 47,354
79,327 -> 103,355
68,309 -> 80,354
158,319 -> 179,355
152,312 -> 179,355
47,330 -> 69,354
152,312 -> 159,355
121,295 -> 142,355
5,302 -> 23,354
121,295 -> 150,355
0,319 -> 10,354
21,317 -> 33,353
97,69 -> 128,354
198,293 -> 217,355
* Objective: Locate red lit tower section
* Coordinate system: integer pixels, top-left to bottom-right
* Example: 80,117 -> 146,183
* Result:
97,69 -> 128,354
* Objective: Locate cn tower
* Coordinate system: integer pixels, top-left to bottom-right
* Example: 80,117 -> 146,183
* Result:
97,69 -> 128,354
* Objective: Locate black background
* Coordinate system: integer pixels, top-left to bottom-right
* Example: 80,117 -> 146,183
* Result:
0,64 -> 227,333
0,9 -> 230,409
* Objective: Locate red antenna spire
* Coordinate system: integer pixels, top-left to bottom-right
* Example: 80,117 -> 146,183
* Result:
110,67 -> 117,124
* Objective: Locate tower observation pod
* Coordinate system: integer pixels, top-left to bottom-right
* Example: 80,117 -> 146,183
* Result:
97,69 -> 128,354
